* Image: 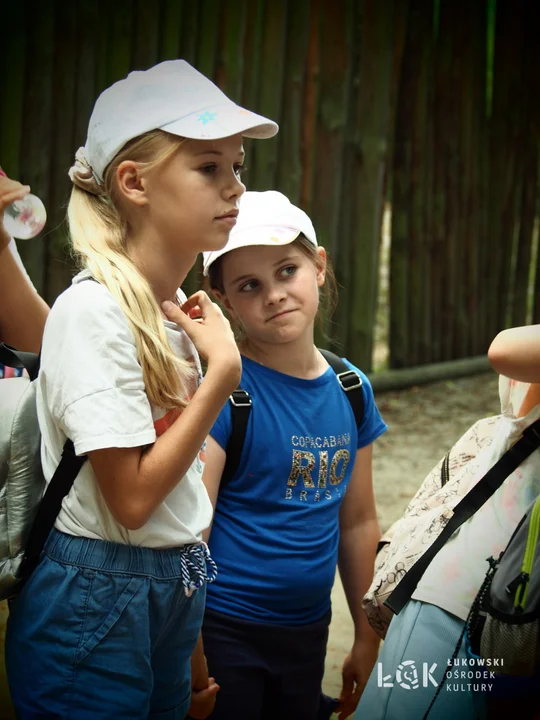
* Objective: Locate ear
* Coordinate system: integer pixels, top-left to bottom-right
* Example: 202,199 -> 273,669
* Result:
315,246 -> 327,287
116,161 -> 149,206
211,289 -> 236,319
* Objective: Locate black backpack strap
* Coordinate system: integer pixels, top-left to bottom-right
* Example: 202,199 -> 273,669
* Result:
221,389 -> 252,488
0,342 -> 40,381
16,439 -> 87,590
319,348 -> 364,427
385,417 -> 540,616
221,350 -> 365,489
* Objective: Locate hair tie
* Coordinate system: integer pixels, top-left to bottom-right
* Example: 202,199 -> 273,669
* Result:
68,147 -> 103,196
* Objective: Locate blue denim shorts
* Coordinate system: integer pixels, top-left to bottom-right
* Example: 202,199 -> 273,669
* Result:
6,529 -> 211,719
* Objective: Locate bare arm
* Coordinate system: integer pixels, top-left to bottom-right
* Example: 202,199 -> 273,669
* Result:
488,325 -> 540,383
88,292 -> 240,530
187,438 -> 226,717
338,444 -> 381,645
88,362 -> 237,530
0,177 -> 49,353
337,444 -> 381,719
201,434 -> 226,542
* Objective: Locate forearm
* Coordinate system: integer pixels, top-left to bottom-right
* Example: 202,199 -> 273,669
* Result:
90,361 -> 238,529
0,245 -> 49,353
488,325 -> 540,382
338,518 -> 381,645
191,632 -> 209,691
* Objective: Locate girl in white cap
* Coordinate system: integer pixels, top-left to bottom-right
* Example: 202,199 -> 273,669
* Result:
5,60 -> 277,720
199,191 -> 387,720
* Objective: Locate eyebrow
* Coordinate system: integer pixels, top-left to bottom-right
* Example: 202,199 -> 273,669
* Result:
230,254 -> 297,286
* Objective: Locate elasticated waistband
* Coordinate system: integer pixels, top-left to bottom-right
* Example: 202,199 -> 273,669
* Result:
44,529 -> 205,580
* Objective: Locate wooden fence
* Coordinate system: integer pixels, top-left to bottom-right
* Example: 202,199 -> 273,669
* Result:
1,0 -> 538,372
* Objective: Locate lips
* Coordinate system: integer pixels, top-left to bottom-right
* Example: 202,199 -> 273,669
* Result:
268,309 -> 296,321
215,209 -> 239,220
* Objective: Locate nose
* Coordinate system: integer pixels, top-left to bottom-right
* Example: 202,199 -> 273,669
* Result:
264,281 -> 287,306
224,170 -> 245,202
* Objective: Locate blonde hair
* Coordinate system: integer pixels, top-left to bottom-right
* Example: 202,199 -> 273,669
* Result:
67,130 -> 195,409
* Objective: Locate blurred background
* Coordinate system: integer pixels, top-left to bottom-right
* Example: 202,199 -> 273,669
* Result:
1,1 -> 539,716
1,0 -> 538,378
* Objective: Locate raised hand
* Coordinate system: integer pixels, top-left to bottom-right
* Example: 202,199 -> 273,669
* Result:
0,174 -> 31,253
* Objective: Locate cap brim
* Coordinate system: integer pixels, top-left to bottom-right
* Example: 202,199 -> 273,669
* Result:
161,102 -> 278,141
203,228 -> 301,275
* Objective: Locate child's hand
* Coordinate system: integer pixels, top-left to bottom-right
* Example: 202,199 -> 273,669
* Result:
0,174 -> 31,252
187,677 -> 220,719
162,290 -> 241,381
337,639 -> 379,719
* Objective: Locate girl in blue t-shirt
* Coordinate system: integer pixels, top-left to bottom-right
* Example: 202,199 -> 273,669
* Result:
199,190 -> 387,720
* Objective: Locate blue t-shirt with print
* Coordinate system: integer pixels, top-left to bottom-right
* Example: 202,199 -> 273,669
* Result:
207,355 -> 387,625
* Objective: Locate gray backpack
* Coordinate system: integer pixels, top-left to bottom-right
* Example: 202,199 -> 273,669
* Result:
468,494 -> 540,676
0,344 -> 85,600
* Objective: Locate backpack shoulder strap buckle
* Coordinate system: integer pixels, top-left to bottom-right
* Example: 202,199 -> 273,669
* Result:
336,369 -> 363,392
229,389 -> 252,408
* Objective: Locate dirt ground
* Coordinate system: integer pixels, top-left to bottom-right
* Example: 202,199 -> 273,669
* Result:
322,370 -> 501,701
0,372 -> 501,719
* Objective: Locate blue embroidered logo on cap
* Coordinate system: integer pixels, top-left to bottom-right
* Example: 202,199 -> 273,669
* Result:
197,112 -> 217,125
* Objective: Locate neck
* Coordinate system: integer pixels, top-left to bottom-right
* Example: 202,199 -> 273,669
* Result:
127,225 -> 197,304
240,330 -> 325,379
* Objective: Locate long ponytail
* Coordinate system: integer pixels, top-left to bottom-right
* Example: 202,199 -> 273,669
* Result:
67,130 -> 195,409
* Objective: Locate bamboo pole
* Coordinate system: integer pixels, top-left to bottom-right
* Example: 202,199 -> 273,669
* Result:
441,0 -> 460,361
370,356 -> 493,393
239,0 -> 265,185
160,0 -> 184,60
249,0 -> 288,192
430,0 -> 451,363
108,0 -> 134,82
310,0 -> 348,275
333,0 -> 360,355
418,4 -> 434,365
406,0 -> 433,367
0,3 -> 27,180
468,1 -> 488,356
347,0 -> 396,371
179,1 -> 200,66
195,0 -> 221,80
73,2 -> 100,162
95,0 -> 111,97
16,0 -> 56,296
451,1 -> 470,360
488,0 -> 524,339
215,0 -> 247,100
390,0 -> 413,369
276,0 -> 312,208
511,2 -> 540,328
298,0 -> 320,212
132,0 -> 161,70
46,1 -> 79,302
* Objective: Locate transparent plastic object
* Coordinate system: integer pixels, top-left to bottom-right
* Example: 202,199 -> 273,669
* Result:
0,167 -> 47,240
3,193 -> 47,240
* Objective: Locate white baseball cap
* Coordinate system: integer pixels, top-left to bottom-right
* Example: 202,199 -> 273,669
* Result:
85,60 -> 279,183
202,191 -> 317,276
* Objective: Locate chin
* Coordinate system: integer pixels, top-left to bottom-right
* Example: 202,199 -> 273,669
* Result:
203,231 -> 232,252
268,327 -> 306,345
213,230 -> 233,249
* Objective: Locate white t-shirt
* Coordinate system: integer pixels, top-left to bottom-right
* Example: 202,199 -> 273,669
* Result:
36,271 -> 213,547
412,377 -> 540,620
